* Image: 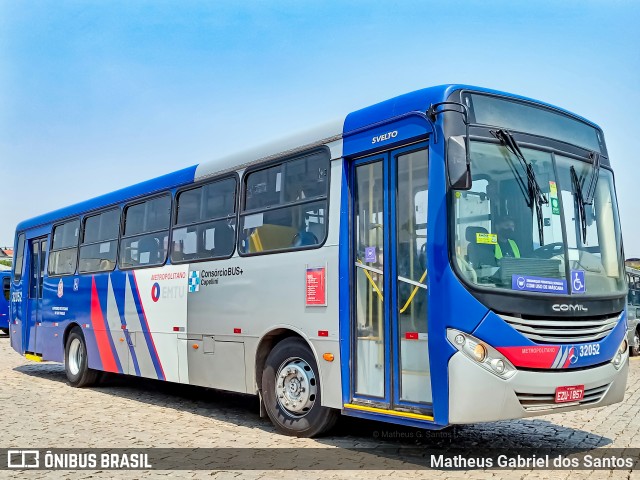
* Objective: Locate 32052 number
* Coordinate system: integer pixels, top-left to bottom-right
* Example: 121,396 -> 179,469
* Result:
579,343 -> 600,357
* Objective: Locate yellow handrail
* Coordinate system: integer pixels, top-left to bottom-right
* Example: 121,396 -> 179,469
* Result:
399,269 -> 427,314
356,259 -> 383,301
249,230 -> 263,252
356,260 -> 427,313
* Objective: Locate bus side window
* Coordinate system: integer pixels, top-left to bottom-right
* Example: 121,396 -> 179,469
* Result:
49,219 -> 80,276
239,150 -> 329,254
78,208 -> 119,273
171,177 -> 237,263
119,195 -> 171,269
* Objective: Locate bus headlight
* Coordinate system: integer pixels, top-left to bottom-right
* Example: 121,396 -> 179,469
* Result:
612,339 -> 628,370
473,344 -> 487,362
491,359 -> 506,374
447,329 -> 516,379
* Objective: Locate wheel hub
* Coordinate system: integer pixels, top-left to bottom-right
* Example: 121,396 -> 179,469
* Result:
68,338 -> 83,376
275,357 -> 317,416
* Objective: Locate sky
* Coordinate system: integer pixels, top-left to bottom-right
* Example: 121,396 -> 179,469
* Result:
1,1 -> 639,254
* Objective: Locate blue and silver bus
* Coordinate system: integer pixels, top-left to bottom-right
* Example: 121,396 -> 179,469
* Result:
9,85 -> 628,436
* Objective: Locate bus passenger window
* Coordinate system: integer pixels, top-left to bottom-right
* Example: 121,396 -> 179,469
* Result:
48,219 -> 80,276
120,195 -> 171,269
171,177 -> 237,262
79,208 -> 119,273
239,150 -> 329,254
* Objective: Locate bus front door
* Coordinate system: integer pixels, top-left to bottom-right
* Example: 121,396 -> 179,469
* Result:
25,237 -> 48,354
351,143 -> 432,414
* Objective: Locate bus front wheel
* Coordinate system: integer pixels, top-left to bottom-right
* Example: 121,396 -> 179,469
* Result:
261,337 -> 337,437
64,327 -> 98,387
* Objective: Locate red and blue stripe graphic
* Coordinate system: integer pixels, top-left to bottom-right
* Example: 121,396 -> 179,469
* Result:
130,272 -> 166,381
90,277 -> 121,373
109,273 -> 141,377
496,345 -> 579,370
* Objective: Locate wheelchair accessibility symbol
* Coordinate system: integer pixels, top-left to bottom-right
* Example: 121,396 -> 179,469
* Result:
571,270 -> 586,294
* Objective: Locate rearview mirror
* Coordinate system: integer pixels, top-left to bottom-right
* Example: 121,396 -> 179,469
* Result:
447,136 -> 472,190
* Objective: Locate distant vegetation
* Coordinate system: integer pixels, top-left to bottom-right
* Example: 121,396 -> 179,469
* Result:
0,260 -> 11,268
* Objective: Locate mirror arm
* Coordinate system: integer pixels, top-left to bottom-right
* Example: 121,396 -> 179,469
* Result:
428,102 -> 471,189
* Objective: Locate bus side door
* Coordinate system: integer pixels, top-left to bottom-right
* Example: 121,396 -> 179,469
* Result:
350,143 -> 432,413
25,237 -> 48,354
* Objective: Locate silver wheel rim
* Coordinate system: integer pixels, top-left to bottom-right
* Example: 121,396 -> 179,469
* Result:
68,338 -> 83,376
275,357 -> 317,417
634,332 -> 640,353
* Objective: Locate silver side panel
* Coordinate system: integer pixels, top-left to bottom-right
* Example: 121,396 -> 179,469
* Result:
448,351 -> 627,424
184,156 -> 344,409
194,119 -> 344,181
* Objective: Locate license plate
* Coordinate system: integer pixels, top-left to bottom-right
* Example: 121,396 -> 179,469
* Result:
554,385 -> 585,403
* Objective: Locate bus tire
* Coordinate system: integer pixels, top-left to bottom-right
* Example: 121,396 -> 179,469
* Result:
632,328 -> 640,357
261,337 -> 337,437
65,327 -> 98,387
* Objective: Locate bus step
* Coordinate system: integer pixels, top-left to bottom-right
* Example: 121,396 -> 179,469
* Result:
25,353 -> 43,362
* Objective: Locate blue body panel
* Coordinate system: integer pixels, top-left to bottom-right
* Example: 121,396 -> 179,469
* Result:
10,166 -> 197,362
472,310 -> 627,369
337,84 -> 620,428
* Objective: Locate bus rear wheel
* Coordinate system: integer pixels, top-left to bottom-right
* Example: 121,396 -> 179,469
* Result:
65,327 -> 98,387
261,338 -> 337,437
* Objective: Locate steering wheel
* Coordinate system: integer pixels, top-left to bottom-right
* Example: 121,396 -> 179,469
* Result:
533,242 -> 564,259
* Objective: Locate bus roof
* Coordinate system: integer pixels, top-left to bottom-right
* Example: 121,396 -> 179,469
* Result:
16,166 -> 197,233
15,84 -> 602,234
344,84 -> 602,133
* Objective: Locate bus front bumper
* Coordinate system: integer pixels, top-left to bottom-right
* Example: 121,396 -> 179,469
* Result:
447,351 -> 628,424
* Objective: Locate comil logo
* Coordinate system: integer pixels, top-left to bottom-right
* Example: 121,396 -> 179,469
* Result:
552,304 -> 589,312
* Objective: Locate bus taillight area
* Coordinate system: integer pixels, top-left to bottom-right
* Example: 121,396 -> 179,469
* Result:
445,323 -> 629,424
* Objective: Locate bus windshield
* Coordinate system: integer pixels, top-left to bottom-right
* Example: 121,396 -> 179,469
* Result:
452,140 -> 625,296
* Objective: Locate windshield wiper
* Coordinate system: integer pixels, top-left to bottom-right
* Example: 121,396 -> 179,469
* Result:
584,151 -> 601,205
571,151 -> 601,244
491,129 -> 549,245
570,166 -> 587,244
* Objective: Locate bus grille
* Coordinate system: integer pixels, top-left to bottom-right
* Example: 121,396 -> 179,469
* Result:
499,313 -> 621,344
516,383 -> 610,412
